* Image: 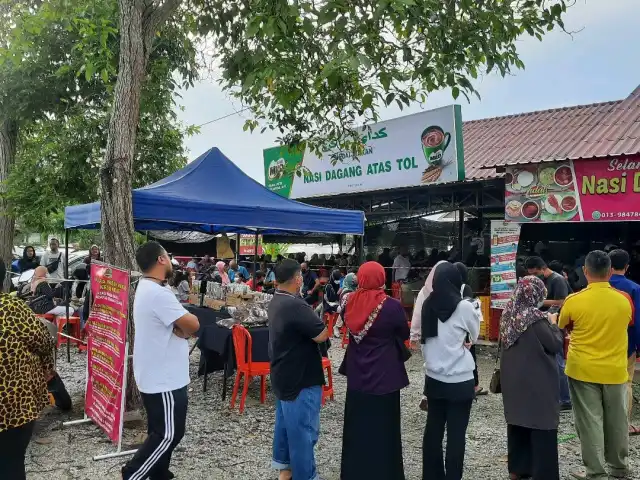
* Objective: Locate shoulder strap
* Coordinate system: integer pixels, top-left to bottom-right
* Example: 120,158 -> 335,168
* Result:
494,339 -> 501,366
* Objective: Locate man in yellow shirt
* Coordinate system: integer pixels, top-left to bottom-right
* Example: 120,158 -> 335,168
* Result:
559,250 -> 630,480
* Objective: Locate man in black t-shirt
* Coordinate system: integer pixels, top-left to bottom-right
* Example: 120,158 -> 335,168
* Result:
526,255 -> 572,410
268,259 -> 328,480
526,256 -> 569,309
300,262 -> 320,305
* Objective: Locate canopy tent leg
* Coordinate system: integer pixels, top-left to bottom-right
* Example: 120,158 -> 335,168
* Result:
235,234 -> 239,263
64,229 -> 71,363
358,235 -> 365,265
253,230 -> 259,279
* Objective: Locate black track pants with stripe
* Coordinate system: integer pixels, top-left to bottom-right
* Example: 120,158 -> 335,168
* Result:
122,386 -> 188,480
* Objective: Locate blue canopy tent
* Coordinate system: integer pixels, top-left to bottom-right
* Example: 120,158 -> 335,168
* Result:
64,147 -> 364,236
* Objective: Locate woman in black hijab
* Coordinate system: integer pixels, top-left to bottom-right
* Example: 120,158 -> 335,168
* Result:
454,262 -> 487,396
420,262 -> 481,480
421,262 -> 464,338
18,246 -> 39,273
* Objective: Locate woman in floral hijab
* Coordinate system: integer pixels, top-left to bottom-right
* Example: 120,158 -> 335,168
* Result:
500,276 -> 564,480
500,276 -> 547,349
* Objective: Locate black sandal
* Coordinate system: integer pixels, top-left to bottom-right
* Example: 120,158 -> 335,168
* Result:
475,387 -> 488,396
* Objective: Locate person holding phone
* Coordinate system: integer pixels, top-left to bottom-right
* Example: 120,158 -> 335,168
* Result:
500,276 -> 564,480
526,256 -> 572,411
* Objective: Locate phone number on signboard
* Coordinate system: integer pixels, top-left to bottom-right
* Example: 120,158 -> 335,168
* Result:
593,211 -> 640,220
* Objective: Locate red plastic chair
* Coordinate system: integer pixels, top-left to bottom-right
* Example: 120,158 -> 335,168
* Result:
321,357 -> 334,406
230,325 -> 270,414
341,326 -> 349,348
391,282 -> 402,300
36,314 -> 56,323
323,312 -> 338,334
313,290 -> 324,310
56,316 -> 82,349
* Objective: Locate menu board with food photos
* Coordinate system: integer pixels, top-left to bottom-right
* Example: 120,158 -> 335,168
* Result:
505,162 -> 579,223
504,156 -> 640,223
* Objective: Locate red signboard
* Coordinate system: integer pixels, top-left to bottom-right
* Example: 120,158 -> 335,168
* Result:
504,155 -> 640,222
239,234 -> 264,256
85,263 -> 129,443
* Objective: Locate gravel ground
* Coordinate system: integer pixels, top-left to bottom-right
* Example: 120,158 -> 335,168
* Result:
26,344 -> 640,480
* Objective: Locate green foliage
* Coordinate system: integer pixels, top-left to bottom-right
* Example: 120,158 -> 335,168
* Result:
263,243 -> 289,258
0,0 -> 110,123
0,0 -> 199,231
201,0 -> 567,149
72,230 -> 102,249
7,103 -> 189,231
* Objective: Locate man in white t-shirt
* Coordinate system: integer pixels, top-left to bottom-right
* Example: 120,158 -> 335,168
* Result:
40,237 -> 65,282
122,241 -> 199,480
392,246 -> 412,282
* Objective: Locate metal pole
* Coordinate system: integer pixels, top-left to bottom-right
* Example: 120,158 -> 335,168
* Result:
64,229 -> 70,362
235,234 -> 239,263
358,235 -> 365,265
458,209 -> 465,262
253,230 -> 259,277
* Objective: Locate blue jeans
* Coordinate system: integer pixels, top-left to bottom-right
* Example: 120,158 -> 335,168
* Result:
556,353 -> 571,406
272,385 -> 322,480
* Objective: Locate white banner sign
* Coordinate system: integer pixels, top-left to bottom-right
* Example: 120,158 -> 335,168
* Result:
490,221 -> 521,309
263,105 -> 464,199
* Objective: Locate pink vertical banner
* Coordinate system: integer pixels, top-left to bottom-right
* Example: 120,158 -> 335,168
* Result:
85,262 -> 130,443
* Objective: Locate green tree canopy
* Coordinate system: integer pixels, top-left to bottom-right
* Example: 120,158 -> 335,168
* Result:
0,0 -> 198,233
203,0 -> 567,147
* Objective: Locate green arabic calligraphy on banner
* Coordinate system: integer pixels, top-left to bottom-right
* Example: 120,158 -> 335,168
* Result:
263,105 -> 465,199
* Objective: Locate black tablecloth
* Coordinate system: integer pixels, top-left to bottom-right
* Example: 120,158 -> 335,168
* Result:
187,306 -> 270,377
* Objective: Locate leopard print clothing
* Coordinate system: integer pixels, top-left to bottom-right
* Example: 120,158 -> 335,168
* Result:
0,294 -> 54,432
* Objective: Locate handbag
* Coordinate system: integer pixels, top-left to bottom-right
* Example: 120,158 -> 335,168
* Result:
338,346 -> 348,376
489,340 -> 502,394
398,338 -> 412,362
46,253 -> 62,274
28,295 -> 54,315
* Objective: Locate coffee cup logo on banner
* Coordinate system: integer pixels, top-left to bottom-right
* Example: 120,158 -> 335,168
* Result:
421,125 -> 451,166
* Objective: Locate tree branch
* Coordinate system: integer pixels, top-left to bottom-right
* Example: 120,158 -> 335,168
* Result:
145,0 -> 181,34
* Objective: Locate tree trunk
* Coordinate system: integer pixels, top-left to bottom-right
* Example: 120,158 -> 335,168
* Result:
100,0 -> 180,408
0,119 -> 17,291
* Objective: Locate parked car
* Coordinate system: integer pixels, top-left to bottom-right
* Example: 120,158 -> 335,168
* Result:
11,250 -> 89,288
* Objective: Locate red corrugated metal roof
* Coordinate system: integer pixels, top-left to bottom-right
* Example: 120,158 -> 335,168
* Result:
463,84 -> 640,180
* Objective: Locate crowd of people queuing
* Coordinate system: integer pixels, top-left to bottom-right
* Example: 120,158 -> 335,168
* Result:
1,236 -> 639,480
262,246 -> 637,480
502,248 -> 639,480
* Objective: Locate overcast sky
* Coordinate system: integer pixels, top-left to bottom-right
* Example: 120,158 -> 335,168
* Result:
175,0 -> 640,184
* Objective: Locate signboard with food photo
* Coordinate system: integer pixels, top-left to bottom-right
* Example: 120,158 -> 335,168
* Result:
504,163 -> 580,223
263,105 -> 465,199
505,155 -> 640,223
